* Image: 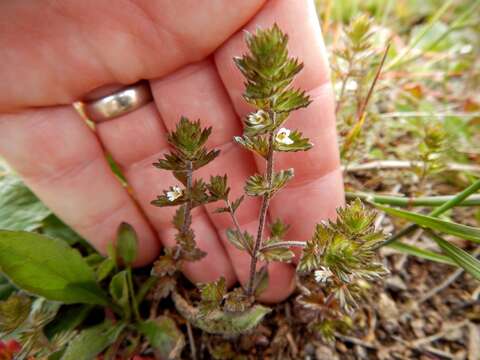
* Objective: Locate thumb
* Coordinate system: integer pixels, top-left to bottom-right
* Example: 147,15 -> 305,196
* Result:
0,0 -> 265,112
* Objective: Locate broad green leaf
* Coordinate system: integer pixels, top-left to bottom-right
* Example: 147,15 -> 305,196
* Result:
429,233 -> 480,281
116,223 -> 138,266
61,321 -> 126,360
137,317 -> 185,360
173,292 -> 271,335
0,230 -> 108,305
374,204 -> 480,243
0,174 -> 51,231
388,242 -> 456,266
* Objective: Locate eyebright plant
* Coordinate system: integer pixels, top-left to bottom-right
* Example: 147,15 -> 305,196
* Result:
0,24 -> 389,357
150,24 -> 388,337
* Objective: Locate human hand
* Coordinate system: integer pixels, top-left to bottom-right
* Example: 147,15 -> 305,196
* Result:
0,0 -> 343,302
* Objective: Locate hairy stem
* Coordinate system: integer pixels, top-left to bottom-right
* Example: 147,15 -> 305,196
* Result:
175,161 -> 193,260
182,161 -> 194,233
247,130 -> 275,296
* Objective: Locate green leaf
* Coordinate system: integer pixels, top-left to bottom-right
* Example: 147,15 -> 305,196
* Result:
0,230 -> 108,305
272,88 -> 311,113
245,169 -> 294,197
198,277 -> 226,317
270,219 -> 290,238
273,129 -> 313,152
207,175 -> 230,201
96,258 -> 116,282
234,24 -> 305,107
226,229 -> 254,255
374,204 -> 480,243
230,196 -> 245,213
168,117 -> 212,158
173,292 -> 271,335
61,321 -> 126,360
137,317 -> 185,360
297,239 -> 321,273
234,135 -> 269,159
0,173 -> 51,231
429,233 -> 480,280
109,271 -> 130,318
116,222 -> 138,266
388,242 -> 456,266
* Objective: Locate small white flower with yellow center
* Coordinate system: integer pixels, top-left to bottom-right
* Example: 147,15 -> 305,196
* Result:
275,128 -> 294,145
314,266 -> 333,284
166,186 -> 183,202
247,110 -> 268,125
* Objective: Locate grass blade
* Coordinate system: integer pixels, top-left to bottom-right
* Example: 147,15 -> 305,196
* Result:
379,179 -> 480,247
347,192 -> 480,207
428,233 -> 480,281
374,203 -> 480,243
388,242 -> 456,266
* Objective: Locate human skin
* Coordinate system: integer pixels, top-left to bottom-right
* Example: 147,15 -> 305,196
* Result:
0,0 -> 344,303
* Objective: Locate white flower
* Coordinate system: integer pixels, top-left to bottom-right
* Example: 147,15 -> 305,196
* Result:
166,186 -> 183,202
345,79 -> 358,91
247,110 -> 269,125
460,44 -> 472,55
314,266 -> 333,284
275,128 -> 294,145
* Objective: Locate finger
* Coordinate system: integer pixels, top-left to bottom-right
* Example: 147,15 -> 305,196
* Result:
95,102 -> 236,285
0,0 -> 266,112
0,107 -> 159,265
214,0 -> 344,247
151,59 -> 295,302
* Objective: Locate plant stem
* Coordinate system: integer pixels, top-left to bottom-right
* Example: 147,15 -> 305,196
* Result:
346,191 -> 480,207
379,179 -> 480,248
175,161 -> 193,260
247,131 -> 275,296
126,267 -> 141,321
182,161 -> 194,233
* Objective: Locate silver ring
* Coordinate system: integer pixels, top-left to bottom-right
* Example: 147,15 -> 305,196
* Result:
82,82 -> 153,123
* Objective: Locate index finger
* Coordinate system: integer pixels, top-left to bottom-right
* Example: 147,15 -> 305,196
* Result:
214,0 -> 344,243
